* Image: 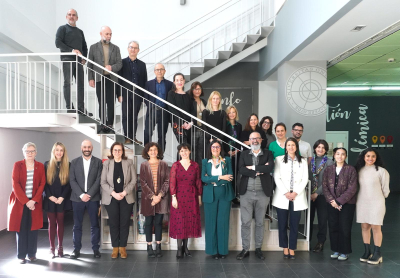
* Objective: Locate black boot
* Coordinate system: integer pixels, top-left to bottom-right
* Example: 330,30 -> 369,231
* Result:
176,239 -> 183,259
182,238 -> 192,257
360,243 -> 371,262
156,243 -> 163,258
147,244 -> 156,258
368,245 -> 382,265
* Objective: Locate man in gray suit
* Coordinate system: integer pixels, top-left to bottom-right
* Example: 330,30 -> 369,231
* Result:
88,26 -> 122,132
69,140 -> 103,259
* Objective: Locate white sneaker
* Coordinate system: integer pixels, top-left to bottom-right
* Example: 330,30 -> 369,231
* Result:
338,254 -> 349,261
330,252 -> 340,259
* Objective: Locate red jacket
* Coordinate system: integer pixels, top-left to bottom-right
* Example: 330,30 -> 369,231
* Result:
8,160 -> 46,232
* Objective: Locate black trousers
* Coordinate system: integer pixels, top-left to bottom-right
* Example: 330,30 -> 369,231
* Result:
310,194 -> 329,243
144,213 -> 164,242
62,62 -> 84,111
105,198 -> 133,247
96,77 -> 116,126
144,104 -> 169,151
122,92 -> 143,139
327,203 -> 355,254
16,205 -> 38,259
276,201 -> 302,250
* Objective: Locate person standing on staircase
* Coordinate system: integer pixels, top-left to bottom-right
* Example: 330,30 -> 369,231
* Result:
87,26 -> 122,133
55,8 -> 88,114
143,63 -> 173,151
118,41 -> 148,145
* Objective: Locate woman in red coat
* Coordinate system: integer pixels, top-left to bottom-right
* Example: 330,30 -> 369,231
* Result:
8,142 -> 46,264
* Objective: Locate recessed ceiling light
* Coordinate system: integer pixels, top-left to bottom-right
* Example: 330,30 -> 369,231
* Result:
351,25 -> 366,32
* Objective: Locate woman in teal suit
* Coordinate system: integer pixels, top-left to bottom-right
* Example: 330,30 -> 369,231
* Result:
202,139 -> 234,259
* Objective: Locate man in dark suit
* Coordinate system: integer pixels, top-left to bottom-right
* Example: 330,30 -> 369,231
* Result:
88,26 -> 122,131
118,41 -> 148,144
236,132 -> 274,261
143,63 -> 173,151
69,140 -> 103,259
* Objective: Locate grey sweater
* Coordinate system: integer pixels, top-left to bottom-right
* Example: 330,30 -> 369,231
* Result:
311,156 -> 334,195
55,24 -> 88,61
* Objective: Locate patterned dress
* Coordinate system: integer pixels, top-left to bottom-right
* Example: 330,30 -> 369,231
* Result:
169,161 -> 202,239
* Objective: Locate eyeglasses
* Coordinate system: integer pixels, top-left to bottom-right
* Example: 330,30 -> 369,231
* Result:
154,68 -> 165,72
193,88 -> 202,91
211,146 -> 221,149
293,129 -> 303,132
262,122 -> 271,125
25,150 -> 36,154
113,149 -> 123,153
249,138 -> 261,141
128,46 -> 139,50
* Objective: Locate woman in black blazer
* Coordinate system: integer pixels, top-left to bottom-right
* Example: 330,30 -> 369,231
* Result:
201,91 -> 227,143
240,113 -> 267,150
190,81 -> 207,169
44,142 -> 71,258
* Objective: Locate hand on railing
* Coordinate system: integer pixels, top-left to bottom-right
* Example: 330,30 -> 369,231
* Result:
89,80 -> 95,88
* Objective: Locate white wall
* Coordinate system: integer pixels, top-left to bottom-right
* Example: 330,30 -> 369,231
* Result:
0,128 -> 100,231
258,80 -> 278,122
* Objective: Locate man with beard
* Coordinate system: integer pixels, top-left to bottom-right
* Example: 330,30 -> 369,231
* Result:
291,123 -> 312,163
55,8 -> 88,113
69,140 -> 103,259
236,132 -> 274,260
88,26 -> 122,132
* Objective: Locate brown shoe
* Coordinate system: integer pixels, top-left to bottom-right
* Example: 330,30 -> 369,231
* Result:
134,138 -> 143,145
313,242 -> 324,253
125,139 -> 133,144
119,247 -> 127,259
111,247 -> 119,259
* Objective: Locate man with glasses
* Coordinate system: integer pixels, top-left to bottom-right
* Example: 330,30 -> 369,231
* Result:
118,41 -> 148,144
55,9 -> 87,113
291,123 -> 312,163
143,63 -> 173,151
236,132 -> 274,260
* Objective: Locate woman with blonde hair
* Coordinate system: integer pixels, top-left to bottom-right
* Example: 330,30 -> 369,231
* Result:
201,91 -> 227,143
44,142 -> 71,258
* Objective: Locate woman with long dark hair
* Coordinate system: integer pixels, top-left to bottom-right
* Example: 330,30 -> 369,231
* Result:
202,139 -> 234,259
240,113 -> 267,149
167,73 -> 195,146
101,142 -> 136,259
268,123 -> 287,159
355,148 -> 390,265
140,142 -> 170,258
323,147 -> 358,261
309,139 -> 334,253
44,142 -> 71,258
272,138 -> 309,259
259,116 -> 276,150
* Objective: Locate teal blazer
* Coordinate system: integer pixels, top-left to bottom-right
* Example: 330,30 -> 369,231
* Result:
201,157 -> 235,203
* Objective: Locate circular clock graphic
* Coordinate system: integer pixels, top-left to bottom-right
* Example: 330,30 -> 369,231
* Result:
286,66 -> 327,116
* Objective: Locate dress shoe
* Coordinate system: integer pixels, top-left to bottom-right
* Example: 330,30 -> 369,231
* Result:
93,250 -> 101,258
125,139 -> 133,144
255,248 -> 265,260
70,250 -> 80,259
119,247 -> 127,259
220,254 -> 226,259
28,256 -> 37,262
176,246 -> 183,259
111,247 -> 119,259
283,252 -> 290,259
312,242 -> 324,253
134,138 -> 143,145
19,259 -> 26,264
236,249 -> 249,260
212,254 -> 220,260
183,239 -> 192,257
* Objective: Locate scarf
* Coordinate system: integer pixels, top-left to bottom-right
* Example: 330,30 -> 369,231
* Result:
311,155 -> 328,194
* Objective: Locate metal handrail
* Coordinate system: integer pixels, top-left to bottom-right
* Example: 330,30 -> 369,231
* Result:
0,52 -> 250,150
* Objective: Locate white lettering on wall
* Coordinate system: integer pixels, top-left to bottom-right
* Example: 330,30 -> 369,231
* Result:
221,91 -> 242,106
326,104 -> 351,122
350,104 -> 369,153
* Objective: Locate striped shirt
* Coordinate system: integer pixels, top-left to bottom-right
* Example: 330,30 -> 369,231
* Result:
150,162 -> 159,195
26,169 -> 34,198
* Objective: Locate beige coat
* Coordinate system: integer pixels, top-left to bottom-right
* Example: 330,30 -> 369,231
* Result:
101,159 -> 136,205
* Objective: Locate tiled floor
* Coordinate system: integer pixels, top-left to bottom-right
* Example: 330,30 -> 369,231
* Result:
0,193 -> 399,277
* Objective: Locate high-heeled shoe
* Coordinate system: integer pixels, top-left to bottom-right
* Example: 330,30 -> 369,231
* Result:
58,246 -> 64,257
50,248 -> 55,259
183,239 -> 192,257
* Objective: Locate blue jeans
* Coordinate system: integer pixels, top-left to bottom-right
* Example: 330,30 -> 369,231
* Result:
72,201 -> 100,251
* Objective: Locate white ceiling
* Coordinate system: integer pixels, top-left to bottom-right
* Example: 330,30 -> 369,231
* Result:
291,0 -> 400,62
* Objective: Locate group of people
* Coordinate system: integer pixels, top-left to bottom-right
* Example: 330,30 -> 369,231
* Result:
10,6 -> 389,266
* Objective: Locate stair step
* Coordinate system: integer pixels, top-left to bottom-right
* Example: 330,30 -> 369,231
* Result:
184,75 -> 190,82
259,26 -> 274,38
190,73 -> 202,80
217,51 -> 232,60
204,59 -> 218,67
231,42 -> 247,52
244,34 -> 261,45
77,114 -> 98,124
190,67 -> 204,75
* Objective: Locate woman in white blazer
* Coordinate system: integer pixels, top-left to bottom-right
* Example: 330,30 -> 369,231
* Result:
272,138 -> 309,259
